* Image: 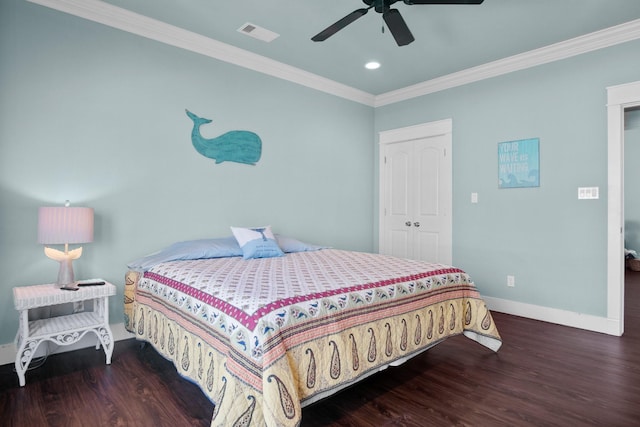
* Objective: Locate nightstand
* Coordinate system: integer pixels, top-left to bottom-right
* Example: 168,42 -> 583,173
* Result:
13,280 -> 116,386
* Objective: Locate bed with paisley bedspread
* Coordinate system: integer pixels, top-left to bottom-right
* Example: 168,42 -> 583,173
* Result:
124,248 -> 501,427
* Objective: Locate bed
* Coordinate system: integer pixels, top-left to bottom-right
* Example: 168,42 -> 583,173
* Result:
124,233 -> 501,427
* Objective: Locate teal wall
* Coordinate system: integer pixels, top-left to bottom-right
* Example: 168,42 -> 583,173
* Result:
375,40 -> 640,317
0,0 -> 374,345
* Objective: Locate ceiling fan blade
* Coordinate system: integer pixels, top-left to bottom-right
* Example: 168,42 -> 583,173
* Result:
311,8 -> 370,42
403,1 -> 484,4
383,9 -> 415,46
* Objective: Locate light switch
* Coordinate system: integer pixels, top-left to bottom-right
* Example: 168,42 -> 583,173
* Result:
471,192 -> 478,204
578,187 -> 599,200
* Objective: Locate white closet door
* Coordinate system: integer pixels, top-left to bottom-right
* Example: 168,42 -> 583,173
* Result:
380,121 -> 452,264
412,135 -> 451,264
383,140 -> 413,259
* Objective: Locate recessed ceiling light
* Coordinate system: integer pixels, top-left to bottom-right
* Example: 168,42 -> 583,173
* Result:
365,61 -> 381,70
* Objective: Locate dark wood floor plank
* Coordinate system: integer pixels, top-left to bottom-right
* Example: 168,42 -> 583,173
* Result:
1,271 -> 640,426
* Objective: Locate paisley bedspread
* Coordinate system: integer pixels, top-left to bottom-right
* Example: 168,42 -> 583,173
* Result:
124,249 -> 502,426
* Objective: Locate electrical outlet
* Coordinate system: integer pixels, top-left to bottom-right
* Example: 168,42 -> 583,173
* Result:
507,275 -> 515,287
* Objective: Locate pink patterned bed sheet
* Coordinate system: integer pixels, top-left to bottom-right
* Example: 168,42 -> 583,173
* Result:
125,249 -> 502,426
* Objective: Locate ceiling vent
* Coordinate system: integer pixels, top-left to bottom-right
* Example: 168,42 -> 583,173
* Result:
237,23 -> 279,43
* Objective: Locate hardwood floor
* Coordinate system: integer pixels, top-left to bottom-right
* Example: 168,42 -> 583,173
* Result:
2,273 -> 640,427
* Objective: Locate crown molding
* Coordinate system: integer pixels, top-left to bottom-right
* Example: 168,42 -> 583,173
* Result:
25,0 -> 376,106
375,18 -> 640,107
26,0 -> 640,109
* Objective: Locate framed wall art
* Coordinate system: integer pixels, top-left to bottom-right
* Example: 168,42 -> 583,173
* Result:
498,138 -> 540,188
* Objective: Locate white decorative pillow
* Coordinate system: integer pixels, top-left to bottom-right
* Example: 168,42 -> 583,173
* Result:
231,225 -> 285,260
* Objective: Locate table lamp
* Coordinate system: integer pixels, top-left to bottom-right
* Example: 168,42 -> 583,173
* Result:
38,201 -> 94,287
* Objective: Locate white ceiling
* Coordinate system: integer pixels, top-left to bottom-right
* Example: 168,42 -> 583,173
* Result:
31,0 -> 640,102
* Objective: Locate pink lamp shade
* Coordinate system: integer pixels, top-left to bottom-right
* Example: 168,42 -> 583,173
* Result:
38,206 -> 94,287
38,207 -> 94,245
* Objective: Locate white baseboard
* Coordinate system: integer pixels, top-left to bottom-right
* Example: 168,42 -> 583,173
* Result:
484,296 -> 622,336
0,322 -> 135,367
0,299 -> 622,367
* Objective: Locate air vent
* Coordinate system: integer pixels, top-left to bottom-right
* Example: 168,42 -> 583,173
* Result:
237,22 -> 279,43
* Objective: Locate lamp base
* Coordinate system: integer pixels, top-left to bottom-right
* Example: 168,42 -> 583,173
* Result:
43,246 -> 83,287
56,258 -> 76,287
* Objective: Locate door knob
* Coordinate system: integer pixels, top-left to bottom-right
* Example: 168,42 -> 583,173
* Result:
413,222 -> 420,227
405,221 -> 412,227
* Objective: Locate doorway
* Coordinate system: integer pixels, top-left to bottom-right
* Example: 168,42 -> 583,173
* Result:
607,80 -> 640,336
624,107 -> 640,330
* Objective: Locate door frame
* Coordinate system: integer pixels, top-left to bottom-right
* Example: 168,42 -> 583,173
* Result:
607,80 -> 640,336
378,119 -> 453,262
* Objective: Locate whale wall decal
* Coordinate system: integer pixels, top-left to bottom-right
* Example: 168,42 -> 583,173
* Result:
186,109 -> 262,165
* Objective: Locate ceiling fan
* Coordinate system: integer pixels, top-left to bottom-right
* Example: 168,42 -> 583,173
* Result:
312,0 -> 484,47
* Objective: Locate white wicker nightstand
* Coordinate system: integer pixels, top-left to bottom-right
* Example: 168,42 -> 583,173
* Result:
13,280 -> 116,386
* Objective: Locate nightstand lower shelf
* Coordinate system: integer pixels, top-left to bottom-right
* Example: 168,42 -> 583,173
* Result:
27,312 -> 113,345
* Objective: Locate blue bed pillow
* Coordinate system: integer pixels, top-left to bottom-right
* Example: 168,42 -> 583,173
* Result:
231,226 -> 285,260
127,233 -> 327,270
275,235 -> 329,253
127,236 -> 242,270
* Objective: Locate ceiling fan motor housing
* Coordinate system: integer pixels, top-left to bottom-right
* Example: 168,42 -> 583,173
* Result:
363,0 -> 398,13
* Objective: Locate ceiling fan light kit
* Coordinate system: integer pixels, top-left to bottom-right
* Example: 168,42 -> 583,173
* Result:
312,0 -> 484,46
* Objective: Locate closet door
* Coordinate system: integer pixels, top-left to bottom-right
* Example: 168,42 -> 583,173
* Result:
413,135 -> 451,263
380,122 -> 452,264
383,140 -> 414,259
